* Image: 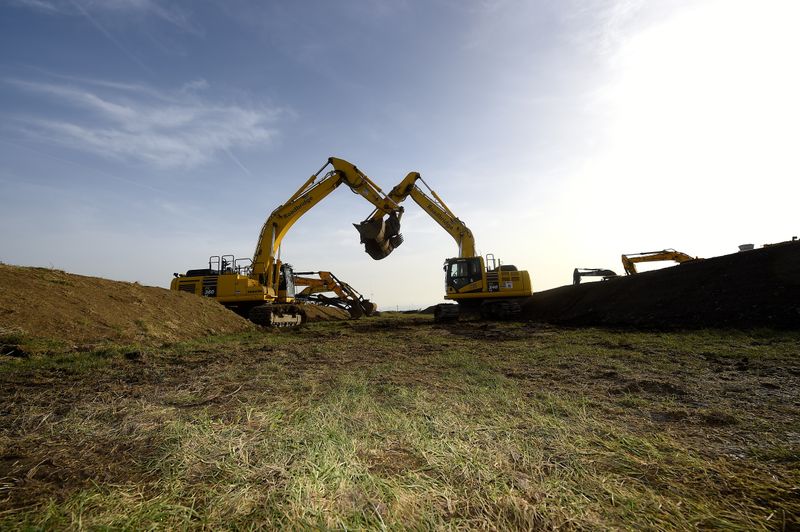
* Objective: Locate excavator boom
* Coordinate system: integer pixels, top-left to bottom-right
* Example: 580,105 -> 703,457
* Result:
293,270 -> 377,318
356,172 -> 476,258
573,268 -> 618,285
359,170 -> 531,321
621,249 -> 698,275
171,157 -> 403,326
253,157 -> 405,294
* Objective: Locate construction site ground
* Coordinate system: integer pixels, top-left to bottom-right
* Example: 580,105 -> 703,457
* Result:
0,264 -> 348,351
1,244 -> 799,529
1,314 -> 798,529
0,264 -> 254,347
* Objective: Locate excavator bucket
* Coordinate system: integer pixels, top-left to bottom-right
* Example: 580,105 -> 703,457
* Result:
359,299 -> 378,317
354,211 -> 403,260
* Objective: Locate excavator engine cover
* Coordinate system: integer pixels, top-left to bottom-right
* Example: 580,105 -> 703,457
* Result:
354,212 -> 403,260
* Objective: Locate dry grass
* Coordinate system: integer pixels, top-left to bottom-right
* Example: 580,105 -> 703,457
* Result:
1,315 -> 798,529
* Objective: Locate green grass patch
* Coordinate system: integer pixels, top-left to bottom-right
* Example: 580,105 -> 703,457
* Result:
1,317 -> 798,529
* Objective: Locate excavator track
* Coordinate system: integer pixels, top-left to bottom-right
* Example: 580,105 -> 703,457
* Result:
171,157 -> 404,328
248,304 -> 303,328
434,300 -> 523,322
479,300 -> 522,320
434,304 -> 460,322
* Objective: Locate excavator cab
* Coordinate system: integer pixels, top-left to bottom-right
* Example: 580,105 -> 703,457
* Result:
444,257 -> 482,290
276,263 -> 296,301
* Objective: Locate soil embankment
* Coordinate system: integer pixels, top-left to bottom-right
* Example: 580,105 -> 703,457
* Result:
301,304 -> 350,321
0,264 -> 254,345
522,240 -> 800,328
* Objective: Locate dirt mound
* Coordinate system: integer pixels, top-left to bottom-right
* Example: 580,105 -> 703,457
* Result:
522,240 -> 800,329
0,264 -> 254,345
301,304 -> 350,321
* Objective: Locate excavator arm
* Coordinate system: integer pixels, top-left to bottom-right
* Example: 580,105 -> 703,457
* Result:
621,249 -> 698,275
356,168 -> 532,320
252,157 -> 404,295
294,272 -> 340,298
573,268 -> 618,285
293,270 -> 377,318
356,172 -> 476,258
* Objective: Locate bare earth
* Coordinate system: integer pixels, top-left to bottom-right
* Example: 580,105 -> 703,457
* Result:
1,315 -> 798,529
0,264 -> 253,346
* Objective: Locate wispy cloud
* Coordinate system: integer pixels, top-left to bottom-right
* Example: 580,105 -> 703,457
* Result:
8,0 -> 60,12
4,78 -> 283,169
24,70 -> 178,100
70,0 -> 154,74
559,0 -> 696,59
8,0 -> 201,73
8,0 -> 200,34
180,79 -> 209,93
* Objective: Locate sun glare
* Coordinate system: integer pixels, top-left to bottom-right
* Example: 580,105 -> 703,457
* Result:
574,0 -> 799,252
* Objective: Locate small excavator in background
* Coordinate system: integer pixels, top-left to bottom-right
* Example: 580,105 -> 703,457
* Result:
621,249 -> 699,275
171,157 -> 404,326
356,172 -> 532,321
293,271 -> 378,318
573,268 -> 618,285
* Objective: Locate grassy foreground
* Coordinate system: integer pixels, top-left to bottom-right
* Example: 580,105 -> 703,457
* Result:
1,315 -> 798,529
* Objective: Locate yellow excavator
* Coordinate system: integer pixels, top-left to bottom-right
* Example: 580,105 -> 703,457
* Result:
293,270 -> 378,318
573,268 -> 618,285
356,172 -> 532,321
171,157 -> 404,326
621,249 -> 699,275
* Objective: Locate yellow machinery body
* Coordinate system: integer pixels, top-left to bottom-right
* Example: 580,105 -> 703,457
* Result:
621,249 -> 699,275
293,270 -> 378,318
356,171 -> 533,320
170,257 -> 301,326
171,157 -> 404,326
442,255 -> 532,301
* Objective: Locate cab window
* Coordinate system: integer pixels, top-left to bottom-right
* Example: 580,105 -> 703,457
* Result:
447,258 -> 482,289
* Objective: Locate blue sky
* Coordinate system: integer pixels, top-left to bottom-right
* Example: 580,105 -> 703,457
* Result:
1,0 -> 798,308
